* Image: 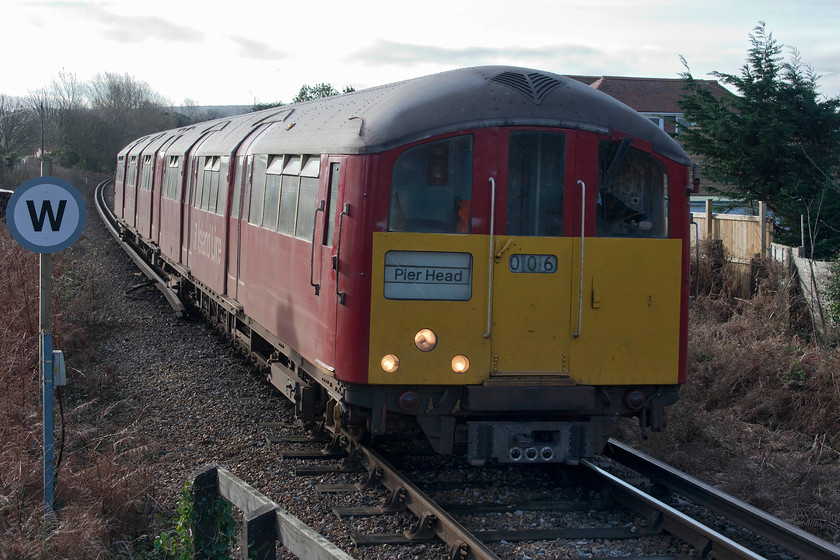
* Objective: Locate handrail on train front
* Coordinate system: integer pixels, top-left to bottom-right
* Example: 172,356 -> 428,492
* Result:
483,177 -> 496,339
573,180 -> 585,338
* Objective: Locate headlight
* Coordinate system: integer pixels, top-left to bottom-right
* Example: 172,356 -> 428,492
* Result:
381,354 -> 400,373
451,355 -> 469,373
414,329 -> 437,352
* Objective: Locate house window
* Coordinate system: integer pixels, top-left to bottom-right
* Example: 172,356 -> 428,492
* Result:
647,116 -> 664,129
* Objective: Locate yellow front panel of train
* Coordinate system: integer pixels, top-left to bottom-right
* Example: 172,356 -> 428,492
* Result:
369,233 -> 681,387
569,238 -> 682,385
369,232 -> 491,385
489,237 -> 573,376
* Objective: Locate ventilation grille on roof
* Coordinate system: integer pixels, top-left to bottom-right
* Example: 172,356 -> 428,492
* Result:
491,71 -> 562,104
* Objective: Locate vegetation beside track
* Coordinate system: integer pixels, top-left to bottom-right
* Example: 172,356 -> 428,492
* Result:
618,248 -> 840,543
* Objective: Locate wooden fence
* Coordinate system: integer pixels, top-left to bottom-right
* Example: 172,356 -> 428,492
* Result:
191,464 -> 354,560
691,200 -> 771,264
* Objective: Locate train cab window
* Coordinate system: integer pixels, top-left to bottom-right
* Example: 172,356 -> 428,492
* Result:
389,136 -> 473,233
506,131 -> 565,236
596,140 -> 668,238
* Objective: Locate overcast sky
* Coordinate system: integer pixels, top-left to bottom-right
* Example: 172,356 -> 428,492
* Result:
3,0 -> 838,106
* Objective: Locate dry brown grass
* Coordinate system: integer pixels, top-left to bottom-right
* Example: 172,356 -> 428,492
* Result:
1,175 -> 153,559
619,248 -> 840,544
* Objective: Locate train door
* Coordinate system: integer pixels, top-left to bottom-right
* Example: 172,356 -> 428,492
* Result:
488,130 -> 574,379
568,138 -> 683,385
313,158 -> 345,371
226,154 -> 249,300
228,122 -> 275,300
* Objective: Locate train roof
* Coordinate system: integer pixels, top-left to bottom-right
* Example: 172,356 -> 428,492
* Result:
127,66 -> 691,165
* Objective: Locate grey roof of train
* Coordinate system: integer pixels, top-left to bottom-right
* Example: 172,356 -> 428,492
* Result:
122,66 -> 690,165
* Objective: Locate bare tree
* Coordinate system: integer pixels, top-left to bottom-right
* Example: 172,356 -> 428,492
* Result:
88,72 -> 167,114
51,69 -> 85,112
0,95 -> 38,187
0,95 -> 34,155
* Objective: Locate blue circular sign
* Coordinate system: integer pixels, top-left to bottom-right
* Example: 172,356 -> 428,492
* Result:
5,176 -> 87,254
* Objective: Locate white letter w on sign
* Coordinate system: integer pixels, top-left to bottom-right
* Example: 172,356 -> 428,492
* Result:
27,199 -> 67,232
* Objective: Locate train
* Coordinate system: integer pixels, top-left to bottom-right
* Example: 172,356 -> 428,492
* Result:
113,66 -> 693,465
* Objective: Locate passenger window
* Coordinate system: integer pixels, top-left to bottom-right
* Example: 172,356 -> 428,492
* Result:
128,156 -> 137,188
231,156 -> 244,217
141,155 -> 153,191
295,156 -> 319,241
389,136 -> 473,233
217,156 -> 229,214
278,175 -> 299,235
506,131 -> 565,237
262,174 -> 281,229
596,140 -> 668,238
164,156 -> 180,201
247,155 -> 268,225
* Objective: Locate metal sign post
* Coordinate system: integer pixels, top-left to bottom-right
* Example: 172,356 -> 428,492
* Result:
5,175 -> 86,518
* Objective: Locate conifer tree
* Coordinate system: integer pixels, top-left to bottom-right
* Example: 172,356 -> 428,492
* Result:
679,22 -> 840,257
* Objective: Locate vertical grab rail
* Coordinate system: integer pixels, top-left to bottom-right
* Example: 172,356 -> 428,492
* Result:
334,202 -> 350,305
309,200 -> 325,295
573,180 -> 585,338
483,177 -> 496,339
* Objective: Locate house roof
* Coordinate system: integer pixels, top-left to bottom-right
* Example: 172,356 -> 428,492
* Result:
567,76 -> 732,114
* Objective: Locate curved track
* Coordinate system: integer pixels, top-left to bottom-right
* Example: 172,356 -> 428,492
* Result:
94,179 -> 185,316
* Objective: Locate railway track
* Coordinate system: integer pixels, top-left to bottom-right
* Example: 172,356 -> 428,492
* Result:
271,427 -> 840,559
95,179 -> 185,316
93,178 -> 840,559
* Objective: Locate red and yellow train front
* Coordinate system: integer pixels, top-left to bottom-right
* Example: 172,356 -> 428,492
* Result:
359,127 -> 689,464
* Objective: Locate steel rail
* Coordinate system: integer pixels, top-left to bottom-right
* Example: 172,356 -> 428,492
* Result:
356,444 -> 502,560
94,179 -> 185,317
604,438 -> 840,560
581,458 -> 767,560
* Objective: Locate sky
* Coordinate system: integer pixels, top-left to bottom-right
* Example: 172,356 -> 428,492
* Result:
2,0 -> 839,107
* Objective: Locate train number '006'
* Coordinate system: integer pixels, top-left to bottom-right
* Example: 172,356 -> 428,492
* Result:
508,254 -> 558,274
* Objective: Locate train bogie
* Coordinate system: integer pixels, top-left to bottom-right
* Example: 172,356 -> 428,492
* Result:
114,66 -> 691,465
